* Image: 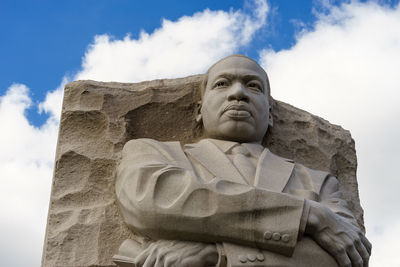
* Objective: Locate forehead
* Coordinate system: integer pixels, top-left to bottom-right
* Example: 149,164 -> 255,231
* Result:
207,56 -> 267,83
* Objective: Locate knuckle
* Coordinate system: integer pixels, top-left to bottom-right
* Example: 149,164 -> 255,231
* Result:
335,246 -> 346,255
344,243 -> 354,251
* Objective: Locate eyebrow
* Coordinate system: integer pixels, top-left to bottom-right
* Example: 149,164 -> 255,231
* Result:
213,73 -> 265,83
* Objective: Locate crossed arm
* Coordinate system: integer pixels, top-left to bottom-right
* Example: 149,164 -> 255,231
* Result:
116,139 -> 371,266
305,178 -> 371,267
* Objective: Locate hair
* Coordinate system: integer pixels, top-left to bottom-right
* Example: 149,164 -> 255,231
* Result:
200,54 -> 272,100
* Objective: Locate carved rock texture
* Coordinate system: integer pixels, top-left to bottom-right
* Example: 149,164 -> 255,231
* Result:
42,75 -> 363,266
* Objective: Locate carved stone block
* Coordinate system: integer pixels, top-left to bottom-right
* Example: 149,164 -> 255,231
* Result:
42,76 -> 363,266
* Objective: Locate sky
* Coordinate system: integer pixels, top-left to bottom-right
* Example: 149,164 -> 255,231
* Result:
1,0 -> 400,266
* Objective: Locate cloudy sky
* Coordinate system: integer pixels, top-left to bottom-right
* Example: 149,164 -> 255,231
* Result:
1,0 -> 399,266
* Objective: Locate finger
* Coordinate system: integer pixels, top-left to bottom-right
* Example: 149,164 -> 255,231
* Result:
142,252 -> 157,267
347,244 -> 363,267
135,248 -> 152,266
360,235 -> 372,255
198,245 -> 218,265
181,245 -> 218,267
154,254 -> 165,267
136,245 -> 157,267
164,255 -> 179,267
183,243 -> 202,257
172,240 -> 189,250
354,238 -> 370,266
333,246 -> 352,267
181,257 -> 199,267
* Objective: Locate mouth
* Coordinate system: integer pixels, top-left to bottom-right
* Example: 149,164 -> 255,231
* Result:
223,103 -> 252,119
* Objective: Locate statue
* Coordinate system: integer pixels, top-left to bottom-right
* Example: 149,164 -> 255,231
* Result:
113,55 -> 371,267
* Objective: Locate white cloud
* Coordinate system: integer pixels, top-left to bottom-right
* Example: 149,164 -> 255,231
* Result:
75,0 -> 268,82
369,220 -> 400,266
260,1 -> 400,265
0,84 -> 58,266
38,77 -> 67,122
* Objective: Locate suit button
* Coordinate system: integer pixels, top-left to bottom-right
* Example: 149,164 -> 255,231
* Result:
238,255 -> 247,263
272,232 -> 281,241
256,253 -> 265,262
247,254 -> 256,262
264,231 -> 272,240
282,234 -> 290,243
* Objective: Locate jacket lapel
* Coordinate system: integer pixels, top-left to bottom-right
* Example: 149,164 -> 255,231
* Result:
184,139 -> 247,185
255,149 -> 294,192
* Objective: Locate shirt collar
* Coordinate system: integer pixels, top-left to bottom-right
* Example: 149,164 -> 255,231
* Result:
208,138 -> 237,153
207,138 -> 264,157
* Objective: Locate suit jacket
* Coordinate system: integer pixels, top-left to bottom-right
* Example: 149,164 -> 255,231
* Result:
116,138 -> 359,267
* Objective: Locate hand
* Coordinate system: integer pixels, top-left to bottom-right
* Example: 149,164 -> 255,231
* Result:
306,201 -> 372,267
134,240 -> 218,267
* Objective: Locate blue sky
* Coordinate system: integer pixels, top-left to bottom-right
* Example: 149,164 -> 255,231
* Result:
0,0 -> 321,126
1,0 -> 400,266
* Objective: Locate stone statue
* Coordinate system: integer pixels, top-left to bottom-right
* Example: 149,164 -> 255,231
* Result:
113,55 -> 371,267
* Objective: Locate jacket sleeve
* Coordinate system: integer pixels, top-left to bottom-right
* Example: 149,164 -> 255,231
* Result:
318,175 -> 361,229
116,139 -> 307,256
293,165 -> 362,236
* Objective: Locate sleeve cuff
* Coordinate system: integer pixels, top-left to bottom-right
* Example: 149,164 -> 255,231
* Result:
298,199 -> 310,240
216,243 -> 227,267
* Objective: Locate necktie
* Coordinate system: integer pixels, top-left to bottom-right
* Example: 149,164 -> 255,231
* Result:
231,145 -> 255,185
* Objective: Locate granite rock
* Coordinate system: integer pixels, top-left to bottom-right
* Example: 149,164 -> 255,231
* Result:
42,75 -> 364,266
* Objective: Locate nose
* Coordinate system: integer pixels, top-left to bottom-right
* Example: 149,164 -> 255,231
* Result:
227,82 -> 249,102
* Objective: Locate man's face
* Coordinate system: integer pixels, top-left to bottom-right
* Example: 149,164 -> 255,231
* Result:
200,56 -> 271,143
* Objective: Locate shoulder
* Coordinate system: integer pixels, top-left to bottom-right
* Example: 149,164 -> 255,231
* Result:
266,150 -> 333,192
293,161 -> 336,193
301,165 -> 330,180
265,149 -> 295,163
122,138 -> 184,157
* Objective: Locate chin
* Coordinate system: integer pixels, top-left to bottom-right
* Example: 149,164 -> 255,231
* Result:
218,124 -> 258,143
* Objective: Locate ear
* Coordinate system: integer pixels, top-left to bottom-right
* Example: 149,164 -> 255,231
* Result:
196,101 -> 203,123
196,114 -> 202,123
268,107 -> 273,127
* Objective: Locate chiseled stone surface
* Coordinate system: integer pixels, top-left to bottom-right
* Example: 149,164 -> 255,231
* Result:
42,75 -> 364,266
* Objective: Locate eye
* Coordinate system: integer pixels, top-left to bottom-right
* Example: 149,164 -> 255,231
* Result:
214,80 -> 229,88
247,81 -> 263,92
